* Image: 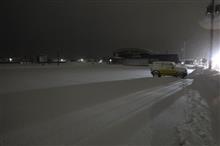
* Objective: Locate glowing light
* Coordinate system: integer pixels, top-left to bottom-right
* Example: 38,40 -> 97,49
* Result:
78,58 -> 85,62
212,51 -> 220,71
98,59 -> 103,64
109,59 -> 112,63
60,58 -> 66,62
9,58 -> 13,62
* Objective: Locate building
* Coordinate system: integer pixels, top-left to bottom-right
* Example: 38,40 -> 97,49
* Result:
113,48 -> 152,58
149,54 -> 180,63
111,48 -> 180,65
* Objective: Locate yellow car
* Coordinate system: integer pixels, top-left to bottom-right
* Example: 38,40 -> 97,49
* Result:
150,61 -> 187,78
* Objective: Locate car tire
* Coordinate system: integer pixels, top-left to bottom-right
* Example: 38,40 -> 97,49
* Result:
152,70 -> 161,77
179,72 -> 187,79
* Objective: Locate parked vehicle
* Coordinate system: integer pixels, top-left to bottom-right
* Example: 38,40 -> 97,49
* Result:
150,61 -> 187,78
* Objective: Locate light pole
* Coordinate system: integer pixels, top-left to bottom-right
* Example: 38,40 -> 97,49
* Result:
209,0 -> 215,69
206,1 -> 220,69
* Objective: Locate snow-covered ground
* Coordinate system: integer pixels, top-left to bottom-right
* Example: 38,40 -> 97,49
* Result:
0,63 -> 149,93
0,63 -> 195,94
0,64 -> 218,146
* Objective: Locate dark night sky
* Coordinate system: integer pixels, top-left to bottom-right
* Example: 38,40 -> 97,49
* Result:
1,0 -> 219,58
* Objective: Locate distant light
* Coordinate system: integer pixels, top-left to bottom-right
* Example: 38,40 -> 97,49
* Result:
78,58 -> 85,62
60,58 -> 65,62
98,59 -> 103,64
9,58 -> 13,62
109,59 -> 112,63
181,61 -> 184,65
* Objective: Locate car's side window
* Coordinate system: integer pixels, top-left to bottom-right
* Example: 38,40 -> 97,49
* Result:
164,63 -> 172,69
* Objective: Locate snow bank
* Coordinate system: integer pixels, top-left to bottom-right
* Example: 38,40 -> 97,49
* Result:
177,69 -> 220,146
176,90 -> 216,146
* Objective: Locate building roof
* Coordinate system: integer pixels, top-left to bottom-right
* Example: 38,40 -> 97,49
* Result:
114,48 -> 152,54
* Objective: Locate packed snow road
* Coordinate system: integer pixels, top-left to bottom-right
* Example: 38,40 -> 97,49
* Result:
1,77 -> 193,145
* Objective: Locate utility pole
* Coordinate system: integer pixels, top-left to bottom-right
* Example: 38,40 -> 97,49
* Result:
209,0 -> 215,69
183,41 -> 186,61
57,49 -> 60,66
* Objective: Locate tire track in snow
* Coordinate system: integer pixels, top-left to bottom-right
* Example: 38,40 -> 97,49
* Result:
2,79 -> 193,145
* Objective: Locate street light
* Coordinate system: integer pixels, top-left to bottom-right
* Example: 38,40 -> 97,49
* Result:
207,0 -> 215,69
206,1 -> 220,69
